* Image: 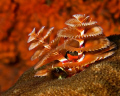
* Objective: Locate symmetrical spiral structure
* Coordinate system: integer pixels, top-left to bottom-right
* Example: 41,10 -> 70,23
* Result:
28,14 -> 116,78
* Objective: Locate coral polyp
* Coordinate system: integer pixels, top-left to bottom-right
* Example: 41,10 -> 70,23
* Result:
28,14 -> 116,78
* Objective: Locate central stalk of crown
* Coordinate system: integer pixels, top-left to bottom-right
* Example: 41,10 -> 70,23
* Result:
59,37 -> 85,63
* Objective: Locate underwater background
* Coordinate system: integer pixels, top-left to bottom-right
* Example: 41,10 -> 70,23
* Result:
0,0 -> 120,93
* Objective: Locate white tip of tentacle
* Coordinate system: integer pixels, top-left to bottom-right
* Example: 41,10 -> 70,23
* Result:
73,14 -> 85,20
59,58 -> 68,63
77,54 -> 85,62
37,26 -> 45,36
81,30 -> 84,36
28,28 -> 35,36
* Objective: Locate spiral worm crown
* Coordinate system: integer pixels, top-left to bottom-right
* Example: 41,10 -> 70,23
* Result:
28,14 -> 116,78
